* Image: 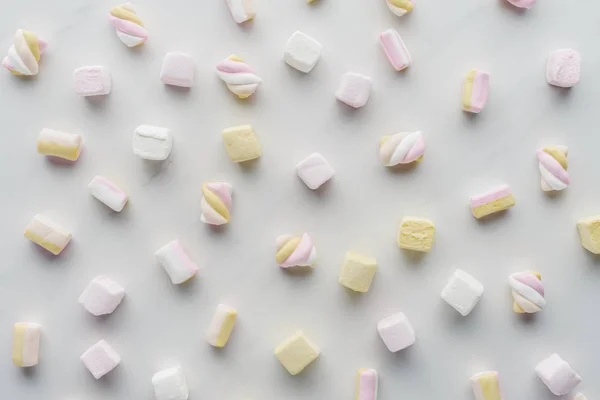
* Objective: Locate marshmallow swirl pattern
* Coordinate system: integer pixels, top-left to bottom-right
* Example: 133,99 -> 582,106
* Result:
276,233 -> 317,268
386,0 -> 414,16
108,4 -> 148,47
216,55 -> 262,99
537,146 -> 569,192
509,271 -> 546,313
2,29 -> 47,76
200,182 -> 233,226
379,131 -> 425,166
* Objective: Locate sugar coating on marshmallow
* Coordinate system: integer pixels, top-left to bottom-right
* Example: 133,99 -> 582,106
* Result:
441,269 -> 483,316
24,214 -> 71,255
339,251 -> 377,293
12,322 -> 41,367
386,0 -> 414,16
152,366 -> 189,400
80,340 -> 121,379
274,331 -> 320,375
377,312 -> 415,352
74,66 -> 112,96
577,216 -> 600,254
379,29 -> 411,71
133,125 -> 172,161
470,185 -> 515,219
535,353 -> 581,396
283,31 -> 323,73
88,176 -> 128,212
547,49 -> 581,88
79,276 -> 125,316
222,125 -> 261,163
471,371 -> 502,400
296,153 -> 335,190
226,0 -> 256,24
356,368 -> 378,400
37,128 -> 82,161
206,304 -> 237,348
336,73 -> 372,108
397,217 -> 435,253
155,240 -> 199,284
462,69 -> 490,113
160,52 -> 195,88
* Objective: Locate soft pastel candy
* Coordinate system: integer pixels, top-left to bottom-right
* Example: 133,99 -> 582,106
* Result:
356,368 -> 378,400
397,217 -> 435,252
24,214 -> 71,255
200,182 -> 233,226
379,29 -> 411,71
88,176 -> 128,212
505,0 -> 536,8
206,304 -> 237,348
2,29 -> 47,76
276,233 -> 317,268
37,128 -> 82,161
441,269 -> 484,316
547,49 -> 581,88
222,125 -> 262,163
108,4 -> 148,47
216,55 -> 261,99
153,366 -> 189,400
377,312 -> 415,352
339,251 -> 377,293
462,69 -> 490,113
80,340 -> 121,379
296,153 -> 335,190
283,31 -> 323,73
470,185 -> 515,219
336,73 -> 372,108
155,240 -> 199,284
471,371 -> 502,400
160,52 -> 195,88
379,131 -> 424,166
537,146 -> 569,191
535,353 -> 581,396
577,216 -> 600,254
509,271 -> 546,313
133,125 -> 173,161
12,323 -> 41,367
274,331 -> 320,375
79,276 -> 125,316
386,0 -> 414,16
74,66 -> 112,96
226,0 -> 256,23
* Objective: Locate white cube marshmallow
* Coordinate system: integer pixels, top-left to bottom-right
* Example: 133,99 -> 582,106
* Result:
80,340 -> 121,379
283,31 -> 323,73
152,366 -> 189,400
88,176 -> 128,212
160,52 -> 195,88
155,240 -> 199,284
535,353 -> 581,395
296,153 -> 335,190
74,66 -> 112,96
336,73 -> 372,108
79,276 -> 125,316
133,125 -> 173,161
441,269 -> 483,316
377,312 -> 415,352
546,49 -> 581,88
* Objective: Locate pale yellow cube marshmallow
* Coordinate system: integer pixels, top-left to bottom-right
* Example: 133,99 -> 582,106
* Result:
274,331 -> 320,375
397,217 -> 435,252
577,216 -> 600,254
339,251 -> 377,293
222,125 -> 261,163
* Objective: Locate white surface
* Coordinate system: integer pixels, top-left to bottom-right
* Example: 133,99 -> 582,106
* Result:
1,0 -> 600,399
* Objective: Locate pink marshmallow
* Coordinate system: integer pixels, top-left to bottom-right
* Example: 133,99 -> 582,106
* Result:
74,66 -> 112,96
78,276 -> 125,316
296,153 -> 335,190
547,49 -> 581,88
160,52 -> 195,88
80,340 -> 121,379
535,353 -> 581,396
379,28 -> 411,71
336,72 -> 372,108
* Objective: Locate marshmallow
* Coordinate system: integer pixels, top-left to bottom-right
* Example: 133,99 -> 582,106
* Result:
201,182 -> 233,225
283,31 -> 323,73
206,304 -> 237,348
471,371 -> 502,400
79,276 -> 125,316
535,353 -> 581,396
225,0 -> 256,24
2,29 -> 47,76
441,269 -> 483,316
379,131 -> 425,166
386,0 -> 414,16
538,146 -> 569,191
216,55 -> 262,99
462,69 -> 490,113
379,29 -> 411,71
509,271 -> 545,314
336,73 -> 372,108
575,394 -> 588,400
88,176 -> 128,212
470,185 -> 515,219
108,4 -> 148,47
397,217 -> 435,253
296,153 -> 335,190
12,323 -> 41,367
377,312 -> 415,352
24,214 -> 71,255
222,125 -> 262,163
80,340 -> 121,379
577,216 -> 600,254
74,66 -> 112,96
547,49 -> 581,88
339,251 -> 377,293
276,233 -> 317,268
155,240 -> 199,284
37,128 -> 82,161
160,52 -> 195,88
505,0 -> 536,8
153,366 -> 189,400
274,331 -> 320,375
356,368 -> 378,400
133,125 -> 173,161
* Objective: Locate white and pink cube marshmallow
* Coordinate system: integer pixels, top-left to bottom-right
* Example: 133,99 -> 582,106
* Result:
74,66 -> 111,96
160,52 -> 195,88
80,340 -> 121,379
535,353 -> 581,396
377,312 -> 415,352
79,276 -> 125,316
296,153 -> 335,190
546,49 -> 581,88
336,73 -> 372,108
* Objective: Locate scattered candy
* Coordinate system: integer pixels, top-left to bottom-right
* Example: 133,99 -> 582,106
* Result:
546,49 -> 581,88
470,371 -> 502,400
386,0 -> 414,16
397,217 -> 435,253
225,0 -> 256,24
133,125 -> 173,161
37,128 -> 82,161
441,269 -> 483,316
12,322 -> 41,367
462,69 -> 490,113
274,331 -> 320,375
283,31 -> 323,73
2,29 -> 47,76
153,366 -> 189,400
88,176 -> 128,212
160,52 -> 195,88
80,340 -> 121,379
379,131 -> 424,166
537,146 -> 569,192
505,0 -> 536,8
377,312 -> 415,352
201,182 -> 233,226
470,185 -> 515,219
339,251 -> 377,293
206,304 -> 237,348
79,276 -> 125,316
24,214 -> 71,255
155,240 -> 199,284
577,216 -> 600,254
535,353 -> 581,396
336,73 -> 372,108
296,153 -> 335,190
509,271 -> 545,314
276,233 -> 317,268
222,125 -> 262,163
74,66 -> 112,96
575,394 -> 588,400
109,4 -> 148,47
216,55 -> 261,99
356,368 -> 378,400
379,29 -> 411,71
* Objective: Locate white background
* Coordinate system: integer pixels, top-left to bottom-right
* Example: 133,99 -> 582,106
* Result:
1,0 -> 599,399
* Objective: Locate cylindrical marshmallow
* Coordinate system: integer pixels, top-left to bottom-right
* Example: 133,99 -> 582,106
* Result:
471,371 -> 502,400
24,214 -> 72,255
379,29 -> 411,71
462,69 -> 490,113
12,322 -> 41,367
226,0 -> 256,23
37,128 -> 82,161
356,368 -> 378,400
2,29 -> 47,76
275,233 -> 317,268
537,146 -> 569,192
88,176 -> 128,212
155,240 -> 199,284
386,0 -> 413,16
509,271 -> 546,313
216,55 -> 262,99
108,4 -> 148,47
206,304 -> 237,347
200,182 -> 233,225
379,131 -> 425,166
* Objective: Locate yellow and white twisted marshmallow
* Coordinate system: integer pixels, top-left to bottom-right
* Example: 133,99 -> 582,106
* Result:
509,271 -> 546,313
108,4 -> 148,47
386,0 -> 414,16
200,182 -> 233,225
275,233 -> 317,268
2,29 -> 47,76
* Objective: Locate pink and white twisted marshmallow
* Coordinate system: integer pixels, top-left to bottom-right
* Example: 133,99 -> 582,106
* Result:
537,146 -> 569,192
275,233 -> 317,268
2,29 -> 47,76
379,131 -> 425,166
109,4 -> 148,47
509,271 -> 546,314
216,55 -> 262,99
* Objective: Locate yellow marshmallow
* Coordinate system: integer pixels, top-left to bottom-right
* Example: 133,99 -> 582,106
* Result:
24,214 -> 71,255
577,216 -> 600,254
274,331 -> 320,375
397,217 -> 435,252
12,322 -> 41,367
37,129 -> 82,161
339,251 -> 377,293
222,125 -> 262,163
206,304 -> 237,348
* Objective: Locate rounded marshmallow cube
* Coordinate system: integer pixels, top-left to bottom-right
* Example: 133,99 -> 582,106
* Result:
152,366 -> 189,400
79,276 -> 125,316
377,312 -> 415,352
535,353 -> 581,396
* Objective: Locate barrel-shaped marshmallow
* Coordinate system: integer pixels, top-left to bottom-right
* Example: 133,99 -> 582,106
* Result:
108,4 -> 148,47
379,131 -> 424,166
155,240 -> 199,284
462,69 -> 490,113
226,0 -> 256,23
24,214 -> 71,255
356,368 -> 378,400
537,146 -> 569,191
12,323 -> 41,367
2,29 -> 47,76
200,182 -> 233,226
470,185 -> 515,219
379,29 -> 411,71
206,304 -> 237,348
133,125 -> 172,160
509,271 -> 546,314
216,55 -> 261,99
386,0 -> 414,16
37,128 -> 82,161
276,233 -> 317,268
471,371 -> 502,400
88,176 -> 128,212
546,49 -> 581,88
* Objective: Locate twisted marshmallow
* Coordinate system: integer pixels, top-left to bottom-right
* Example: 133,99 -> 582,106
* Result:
386,0 -> 414,16
2,29 -> 47,76
509,271 -> 546,313
216,55 -> 262,99
379,131 -> 425,166
276,233 -> 316,268
109,4 -> 148,47
537,146 -> 569,192
200,182 -> 233,225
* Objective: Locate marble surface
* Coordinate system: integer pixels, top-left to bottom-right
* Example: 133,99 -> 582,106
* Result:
1,0 -> 600,399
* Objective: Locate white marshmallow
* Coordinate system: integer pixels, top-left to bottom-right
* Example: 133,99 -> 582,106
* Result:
80,340 -> 121,379
74,66 -> 112,96
152,366 -> 189,400
546,49 -> 581,88
296,153 -> 335,190
78,276 -> 125,316
283,31 -> 323,73
441,269 -> 483,316
12,322 -> 41,367
206,304 -> 237,348
336,73 -> 372,108
133,125 -> 173,161
160,52 -> 195,88
88,176 -> 128,212
377,312 -> 415,352
155,240 -> 199,284
535,353 -> 581,396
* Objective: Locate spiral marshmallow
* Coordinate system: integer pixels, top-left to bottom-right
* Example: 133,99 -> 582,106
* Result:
109,4 -> 148,47
200,182 -> 233,226
537,146 -> 569,192
216,55 -> 262,99
386,0 -> 414,16
275,233 -> 316,268
2,29 -> 47,76
379,131 -> 425,166
509,271 -> 546,313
